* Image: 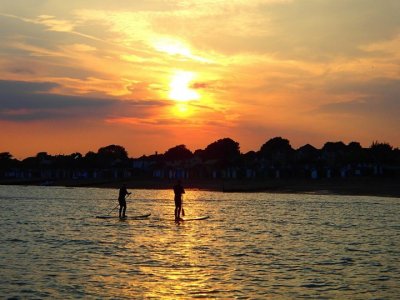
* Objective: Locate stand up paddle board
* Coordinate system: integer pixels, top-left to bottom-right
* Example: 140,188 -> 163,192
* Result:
96,213 -> 151,220
176,215 -> 209,221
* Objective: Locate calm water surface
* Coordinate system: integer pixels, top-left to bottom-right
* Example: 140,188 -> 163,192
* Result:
0,185 -> 399,299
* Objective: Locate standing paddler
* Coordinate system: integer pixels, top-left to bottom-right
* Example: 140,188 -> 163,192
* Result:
118,184 -> 131,218
173,180 -> 185,221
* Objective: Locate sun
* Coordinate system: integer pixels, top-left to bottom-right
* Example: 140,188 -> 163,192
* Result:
169,70 -> 200,102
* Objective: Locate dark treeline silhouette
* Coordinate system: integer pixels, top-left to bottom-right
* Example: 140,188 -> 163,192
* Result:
1,137 -> 399,185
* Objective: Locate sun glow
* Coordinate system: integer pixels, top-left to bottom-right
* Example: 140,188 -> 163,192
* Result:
169,71 -> 200,102
175,103 -> 189,116
154,39 -> 191,57
153,38 -> 212,63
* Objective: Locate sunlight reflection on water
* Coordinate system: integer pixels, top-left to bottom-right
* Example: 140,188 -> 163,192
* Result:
0,185 -> 399,299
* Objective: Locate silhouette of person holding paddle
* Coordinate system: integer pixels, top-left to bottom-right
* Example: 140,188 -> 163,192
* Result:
118,184 -> 131,218
173,180 -> 185,221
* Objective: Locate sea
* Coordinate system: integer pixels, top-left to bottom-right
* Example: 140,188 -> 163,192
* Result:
0,185 -> 399,299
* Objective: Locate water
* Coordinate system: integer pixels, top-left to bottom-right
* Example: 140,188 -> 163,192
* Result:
0,185 -> 399,299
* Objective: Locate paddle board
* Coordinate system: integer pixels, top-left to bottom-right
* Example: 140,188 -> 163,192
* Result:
96,213 -> 151,220
176,215 -> 209,221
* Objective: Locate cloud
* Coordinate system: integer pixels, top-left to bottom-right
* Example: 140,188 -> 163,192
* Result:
2,1 -> 399,63
166,0 -> 400,61
317,78 -> 400,120
36,15 -> 75,32
265,0 -> 400,59
0,80 -> 108,121
0,80 -> 168,122
0,80 -> 58,94
0,12 -> 75,35
0,1 -> 399,151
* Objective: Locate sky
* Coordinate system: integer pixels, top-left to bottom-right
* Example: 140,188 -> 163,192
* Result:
0,0 -> 399,159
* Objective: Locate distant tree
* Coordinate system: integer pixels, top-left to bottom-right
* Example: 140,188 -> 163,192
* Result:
164,145 -> 193,161
66,152 -> 84,168
21,156 -> 37,168
0,152 -> 18,169
84,151 -> 97,159
259,137 -> 294,166
96,145 -> 129,167
345,141 -> 365,164
321,141 -> 347,166
370,141 -> 393,152
36,152 -> 50,160
0,152 -> 13,161
97,145 -> 128,160
193,149 -> 204,158
347,141 -> 362,151
370,141 -> 394,163
296,144 -> 319,164
260,137 -> 293,155
70,152 -> 83,160
20,152 -> 51,169
322,141 -> 347,153
83,151 -> 99,168
202,138 -> 240,161
243,150 -> 257,160
242,151 -> 258,167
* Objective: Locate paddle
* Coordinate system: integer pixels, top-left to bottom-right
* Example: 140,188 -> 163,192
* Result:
106,203 -> 119,215
106,193 -> 131,216
181,194 -> 185,217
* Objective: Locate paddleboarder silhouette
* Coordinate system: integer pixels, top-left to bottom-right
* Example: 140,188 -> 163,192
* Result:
173,180 -> 185,221
118,184 -> 131,218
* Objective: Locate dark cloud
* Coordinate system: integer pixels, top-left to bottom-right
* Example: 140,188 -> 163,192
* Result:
327,78 -> 400,98
318,78 -> 400,118
6,67 -> 36,75
318,97 -> 399,117
0,80 -> 168,122
0,80 -> 109,110
0,80 -> 59,95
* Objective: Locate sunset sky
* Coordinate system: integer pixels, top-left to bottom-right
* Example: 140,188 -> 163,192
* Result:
1,0 -> 399,159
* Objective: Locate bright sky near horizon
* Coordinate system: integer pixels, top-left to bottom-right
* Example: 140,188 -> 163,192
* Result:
0,0 -> 399,159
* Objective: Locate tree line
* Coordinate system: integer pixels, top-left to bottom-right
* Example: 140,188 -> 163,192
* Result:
1,137 -> 399,173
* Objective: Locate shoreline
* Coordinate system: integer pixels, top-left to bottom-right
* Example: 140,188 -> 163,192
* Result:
1,177 -> 399,198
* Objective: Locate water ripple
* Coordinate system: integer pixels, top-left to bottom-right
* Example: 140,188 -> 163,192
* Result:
0,186 -> 399,299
